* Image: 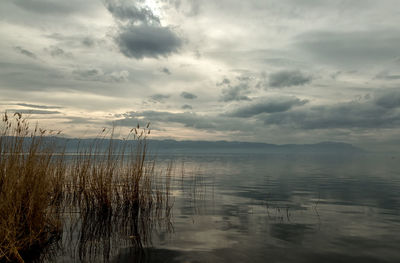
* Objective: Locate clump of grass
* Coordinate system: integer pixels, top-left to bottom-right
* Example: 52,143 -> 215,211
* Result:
0,113 -> 65,262
66,125 -> 174,261
0,114 -> 173,262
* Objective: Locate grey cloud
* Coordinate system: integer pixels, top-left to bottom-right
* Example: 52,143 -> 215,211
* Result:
62,116 -> 97,124
45,33 -> 100,49
226,97 -> 309,118
237,75 -> 252,82
116,24 -> 182,59
220,83 -> 251,102
105,0 -> 160,25
180,91 -> 197,99
382,75 -> 400,80
6,109 -> 61,115
149,94 -> 170,103
161,67 -> 171,75
375,71 -> 400,80
115,110 -> 252,132
82,37 -> 95,47
72,68 -> 129,82
0,62 -> 67,92
296,30 -> 400,66
375,90 -> 400,109
14,46 -> 37,59
117,110 -> 216,129
106,71 -> 130,82
16,103 -> 62,109
217,78 -> 230,86
73,68 -> 100,78
330,71 -> 342,80
110,90 -> 400,138
106,0 -> 182,59
0,61 -> 131,98
46,46 -> 72,58
269,70 -> 311,88
264,92 -> 400,129
13,0 -> 84,15
182,104 -> 193,110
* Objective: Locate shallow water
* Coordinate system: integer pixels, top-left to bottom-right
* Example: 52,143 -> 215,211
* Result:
54,152 -> 400,262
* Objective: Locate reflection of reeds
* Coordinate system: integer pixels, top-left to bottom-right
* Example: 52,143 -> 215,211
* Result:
0,113 -> 173,262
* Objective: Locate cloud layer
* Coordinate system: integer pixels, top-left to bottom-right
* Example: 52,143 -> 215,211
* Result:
1,0 -> 400,150
264,91 -> 400,129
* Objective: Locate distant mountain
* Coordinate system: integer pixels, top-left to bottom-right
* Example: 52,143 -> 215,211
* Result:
6,137 -> 364,154
148,140 -> 365,154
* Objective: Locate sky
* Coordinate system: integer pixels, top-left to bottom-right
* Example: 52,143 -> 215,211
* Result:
1,0 -> 400,151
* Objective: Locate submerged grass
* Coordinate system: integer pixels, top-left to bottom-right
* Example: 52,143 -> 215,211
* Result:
0,113 -> 172,262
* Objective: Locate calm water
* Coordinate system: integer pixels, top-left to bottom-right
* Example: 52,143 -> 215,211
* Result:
55,153 -> 400,263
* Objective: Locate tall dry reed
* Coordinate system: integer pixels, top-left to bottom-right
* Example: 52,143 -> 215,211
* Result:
0,113 -> 64,262
0,114 -> 172,263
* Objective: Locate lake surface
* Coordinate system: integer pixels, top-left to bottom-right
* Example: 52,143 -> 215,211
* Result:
53,152 -> 400,263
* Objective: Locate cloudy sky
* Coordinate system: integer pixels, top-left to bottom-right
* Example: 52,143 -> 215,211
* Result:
1,0 -> 400,151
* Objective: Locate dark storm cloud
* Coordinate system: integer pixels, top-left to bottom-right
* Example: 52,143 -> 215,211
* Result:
296,30 -> 400,66
264,91 -> 400,129
16,103 -> 62,109
105,0 -> 182,59
226,97 -> 308,118
182,104 -> 193,110
149,94 -> 170,103
115,25 -> 182,59
14,46 -> 37,59
180,91 -> 197,99
220,83 -> 251,102
269,70 -> 311,88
